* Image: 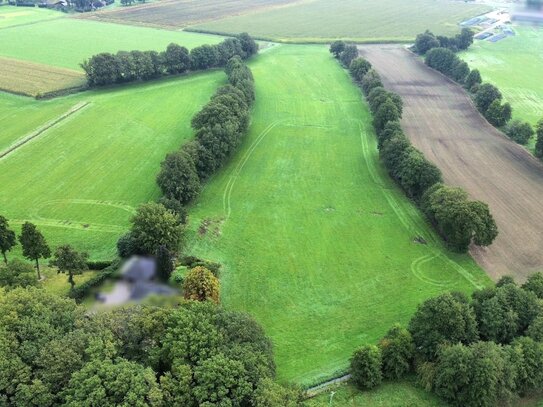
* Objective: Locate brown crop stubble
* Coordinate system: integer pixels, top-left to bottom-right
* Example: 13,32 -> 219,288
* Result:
359,44 -> 543,281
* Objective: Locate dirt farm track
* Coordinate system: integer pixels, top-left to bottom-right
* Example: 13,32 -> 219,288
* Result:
359,45 -> 543,281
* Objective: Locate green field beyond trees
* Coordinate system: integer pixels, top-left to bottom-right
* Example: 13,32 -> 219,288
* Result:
461,27 -> 543,127
0,14 -> 223,70
0,6 -> 61,28
190,0 -> 489,43
187,44 -> 490,385
0,71 -> 223,260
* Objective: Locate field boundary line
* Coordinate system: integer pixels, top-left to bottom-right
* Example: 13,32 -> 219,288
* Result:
0,101 -> 90,160
0,16 -> 65,31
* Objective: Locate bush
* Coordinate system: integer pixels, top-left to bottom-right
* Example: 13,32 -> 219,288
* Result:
168,267 -> 186,287
86,261 -> 113,270
339,44 -> 358,68
68,263 -> 117,302
505,120 -> 534,145
0,259 -> 37,289
485,100 -> 512,127
350,345 -> 382,389
474,83 -> 502,114
116,231 -> 140,258
179,255 -> 221,277
378,324 -> 414,379
349,57 -> 372,82
361,69 -> 383,95
182,266 -> 220,303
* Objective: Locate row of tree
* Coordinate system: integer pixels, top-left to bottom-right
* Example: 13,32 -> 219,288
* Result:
331,47 -> 498,252
419,31 -> 542,150
156,57 -> 255,210
0,287 -> 302,406
0,215 -> 90,288
81,33 -> 258,86
350,272 -> 543,407
414,28 -> 474,55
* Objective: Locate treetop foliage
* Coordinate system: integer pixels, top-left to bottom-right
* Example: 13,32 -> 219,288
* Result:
0,288 -> 299,406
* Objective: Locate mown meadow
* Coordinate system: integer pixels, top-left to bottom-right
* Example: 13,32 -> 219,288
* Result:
186,44 -> 491,385
0,6 -> 60,28
0,70 -> 224,260
190,0 -> 489,43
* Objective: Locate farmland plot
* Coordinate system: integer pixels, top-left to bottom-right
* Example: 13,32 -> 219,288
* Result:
190,0 -> 490,43
360,44 -> 543,281
81,0 -> 299,29
0,56 -> 85,97
187,45 -> 489,384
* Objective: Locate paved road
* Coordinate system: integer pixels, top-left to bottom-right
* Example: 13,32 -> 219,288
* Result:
359,44 -> 543,281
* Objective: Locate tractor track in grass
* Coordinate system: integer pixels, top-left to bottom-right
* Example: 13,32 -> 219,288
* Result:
357,119 -> 481,289
0,101 -> 90,160
359,44 -> 543,281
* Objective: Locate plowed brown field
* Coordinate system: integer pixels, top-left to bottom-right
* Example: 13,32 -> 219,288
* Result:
359,44 -> 543,281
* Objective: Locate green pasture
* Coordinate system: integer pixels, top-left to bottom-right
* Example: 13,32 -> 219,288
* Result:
0,6 -> 61,29
189,0 -> 489,43
0,16 -> 223,70
0,70 -> 224,261
187,44 -> 490,385
461,27 -> 543,138
305,379 -> 447,407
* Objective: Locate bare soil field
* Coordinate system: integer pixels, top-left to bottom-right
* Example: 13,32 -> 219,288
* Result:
80,0 -> 299,29
0,56 -> 85,97
359,45 -> 543,280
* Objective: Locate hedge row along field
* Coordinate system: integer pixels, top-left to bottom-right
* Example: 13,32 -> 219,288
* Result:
186,44 -> 490,385
416,29 -> 543,158
334,43 -> 498,254
81,33 -> 257,87
460,27 -> 543,152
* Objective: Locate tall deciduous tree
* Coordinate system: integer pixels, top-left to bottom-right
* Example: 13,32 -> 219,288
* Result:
408,292 -> 478,360
157,150 -> 201,205
378,324 -> 414,379
50,245 -> 88,290
0,215 -> 16,264
156,245 -> 174,282
350,345 -> 382,389
19,222 -> 50,279
329,40 -> 345,58
130,203 -> 184,255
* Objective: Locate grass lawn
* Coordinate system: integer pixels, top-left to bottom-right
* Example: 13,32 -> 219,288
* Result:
0,70 -> 224,261
0,6 -> 62,29
189,0 -> 490,43
0,17 -> 223,70
40,267 -> 100,297
461,26 -> 543,149
186,44 -> 491,385
304,379 -> 447,407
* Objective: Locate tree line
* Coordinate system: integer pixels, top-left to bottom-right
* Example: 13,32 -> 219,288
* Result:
415,29 -> 543,152
81,33 -> 258,87
0,287 -> 302,406
329,44 -> 498,252
349,272 -> 543,407
114,56 -> 255,279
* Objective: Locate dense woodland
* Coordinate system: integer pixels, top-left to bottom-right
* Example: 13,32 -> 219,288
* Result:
330,41 -> 498,252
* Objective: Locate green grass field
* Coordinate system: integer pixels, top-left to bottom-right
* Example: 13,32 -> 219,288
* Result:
461,27 -> 543,129
305,379 -> 447,407
0,70 -> 224,261
0,6 -> 61,28
186,44 -> 490,385
189,0 -> 490,43
0,15 -> 223,70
